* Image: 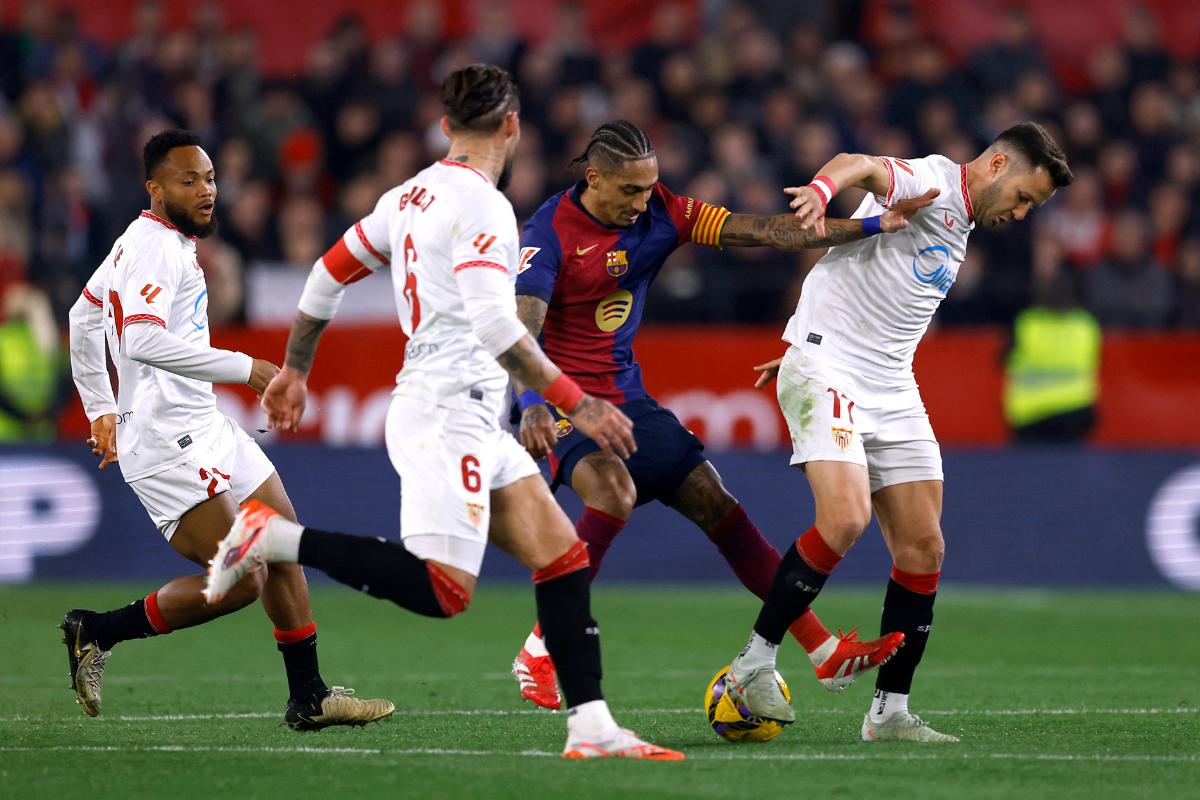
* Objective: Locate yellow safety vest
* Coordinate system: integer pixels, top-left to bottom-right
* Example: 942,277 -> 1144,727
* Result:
0,322 -> 60,442
1003,307 -> 1101,428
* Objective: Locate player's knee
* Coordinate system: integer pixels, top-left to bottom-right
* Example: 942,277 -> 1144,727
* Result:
817,508 -> 872,551
220,570 -> 266,610
587,474 -> 635,519
895,531 -> 944,572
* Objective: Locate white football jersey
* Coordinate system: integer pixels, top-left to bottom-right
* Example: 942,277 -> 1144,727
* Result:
82,212 -> 223,480
783,154 -> 975,386
319,160 -> 520,417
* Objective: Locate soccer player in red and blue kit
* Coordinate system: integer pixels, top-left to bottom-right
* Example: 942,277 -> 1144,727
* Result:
510,120 -> 938,709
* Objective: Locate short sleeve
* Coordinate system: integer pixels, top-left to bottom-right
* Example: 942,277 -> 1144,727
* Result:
450,193 -> 518,277
655,182 -> 731,249
112,240 -> 178,330
320,190 -> 394,284
874,156 -> 940,208
514,201 -> 563,302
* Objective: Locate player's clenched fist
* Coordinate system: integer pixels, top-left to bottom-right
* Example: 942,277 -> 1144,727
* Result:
261,365 -> 309,432
569,395 -> 636,460
86,412 -> 118,469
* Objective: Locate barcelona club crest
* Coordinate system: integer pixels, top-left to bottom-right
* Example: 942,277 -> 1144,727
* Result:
605,249 -> 629,277
556,419 -> 575,438
831,427 -> 853,451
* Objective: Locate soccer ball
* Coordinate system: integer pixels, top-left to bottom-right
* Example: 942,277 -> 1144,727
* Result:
704,664 -> 791,743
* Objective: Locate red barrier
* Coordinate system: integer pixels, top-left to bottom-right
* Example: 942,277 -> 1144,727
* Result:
57,324 -> 1200,448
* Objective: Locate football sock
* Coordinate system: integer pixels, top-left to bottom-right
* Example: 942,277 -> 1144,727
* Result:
274,622 -> 329,703
869,689 -> 909,723
575,507 -> 625,579
874,566 -> 939,695
736,632 -> 779,671
88,593 -> 171,650
752,527 -> 842,645
789,610 -> 834,658
264,514 -> 303,562
297,529 -> 469,618
707,504 -> 781,598
533,542 -> 603,708
807,633 -> 840,667
566,699 -> 620,742
523,624 -> 549,657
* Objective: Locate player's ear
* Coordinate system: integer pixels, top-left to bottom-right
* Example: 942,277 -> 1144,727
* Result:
989,151 -> 1009,178
145,179 -> 160,204
440,116 -> 452,139
504,110 -> 519,139
585,165 -> 599,189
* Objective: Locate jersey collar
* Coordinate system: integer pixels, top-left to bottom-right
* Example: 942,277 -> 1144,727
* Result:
959,164 -> 975,224
140,210 -> 198,242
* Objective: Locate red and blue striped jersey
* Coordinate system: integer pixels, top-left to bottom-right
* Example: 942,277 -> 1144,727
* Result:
517,180 -> 730,403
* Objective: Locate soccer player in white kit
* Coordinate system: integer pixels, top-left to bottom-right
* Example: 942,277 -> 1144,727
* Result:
62,130 -> 393,730
204,65 -> 684,760
723,123 -> 1073,741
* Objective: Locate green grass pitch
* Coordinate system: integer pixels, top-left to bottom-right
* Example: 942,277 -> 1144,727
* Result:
1,583 -> 1197,799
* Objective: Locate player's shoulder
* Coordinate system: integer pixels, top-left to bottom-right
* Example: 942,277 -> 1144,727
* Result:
121,213 -> 190,265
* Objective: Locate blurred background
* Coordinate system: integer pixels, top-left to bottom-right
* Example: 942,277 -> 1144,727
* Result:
1,0 -> 1197,591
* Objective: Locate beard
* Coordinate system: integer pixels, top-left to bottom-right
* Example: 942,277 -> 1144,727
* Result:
497,155 -> 514,192
163,198 -> 219,239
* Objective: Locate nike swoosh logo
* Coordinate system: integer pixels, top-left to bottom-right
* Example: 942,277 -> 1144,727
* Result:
575,244 -> 598,256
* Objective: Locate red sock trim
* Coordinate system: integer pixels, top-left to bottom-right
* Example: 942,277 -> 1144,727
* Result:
708,504 -> 748,542
532,540 -> 590,584
581,506 -> 626,529
787,609 -> 831,653
427,563 -> 471,616
532,621 -> 542,638
891,565 -> 940,595
273,620 -> 317,644
796,526 -> 842,574
144,592 -> 172,634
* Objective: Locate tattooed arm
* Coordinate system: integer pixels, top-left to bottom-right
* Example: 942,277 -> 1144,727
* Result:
261,311 -> 329,432
510,295 -> 558,459
718,189 -> 941,252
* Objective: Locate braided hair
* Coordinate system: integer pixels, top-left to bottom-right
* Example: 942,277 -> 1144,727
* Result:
570,120 -> 654,172
441,64 -> 520,134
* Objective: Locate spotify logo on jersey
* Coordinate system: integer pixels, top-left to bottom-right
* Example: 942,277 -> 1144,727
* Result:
595,290 -> 633,332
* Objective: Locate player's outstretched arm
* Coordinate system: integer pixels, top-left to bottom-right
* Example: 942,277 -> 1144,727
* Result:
496,334 -> 636,460
511,295 -> 557,459
262,311 -> 330,432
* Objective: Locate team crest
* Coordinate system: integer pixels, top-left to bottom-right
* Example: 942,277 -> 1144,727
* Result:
556,419 -> 575,438
831,427 -> 853,451
465,502 -> 485,529
605,250 -> 629,277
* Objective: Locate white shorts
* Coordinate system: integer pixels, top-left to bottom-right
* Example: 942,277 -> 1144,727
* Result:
127,415 -> 276,540
776,347 -> 943,494
385,392 -> 540,577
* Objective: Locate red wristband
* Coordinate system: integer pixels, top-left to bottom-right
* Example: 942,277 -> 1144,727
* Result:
807,175 -> 838,208
543,374 -> 584,414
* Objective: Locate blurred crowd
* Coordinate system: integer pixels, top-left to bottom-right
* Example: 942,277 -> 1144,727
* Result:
1,0 -> 1199,330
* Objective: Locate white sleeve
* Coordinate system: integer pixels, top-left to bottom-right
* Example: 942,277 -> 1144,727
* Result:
298,191 -> 395,319
67,279 -> 116,423
874,155 -> 941,207
296,260 -> 348,321
123,321 -> 253,384
455,265 -> 528,358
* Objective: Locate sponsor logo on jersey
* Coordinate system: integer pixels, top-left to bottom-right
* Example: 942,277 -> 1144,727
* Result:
177,435 -> 193,449
555,419 -> 574,438
517,247 -> 541,274
911,244 -> 955,295
595,289 -> 633,332
943,211 -> 955,229
191,289 -> 208,331
807,332 -> 823,345
831,427 -> 852,450
605,249 -> 629,277
465,502 -> 485,529
575,243 -> 598,256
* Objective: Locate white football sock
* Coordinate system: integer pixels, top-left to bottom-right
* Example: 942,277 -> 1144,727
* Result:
808,634 -> 838,667
868,689 -> 909,723
523,628 -> 548,658
264,515 -> 303,562
566,699 -> 619,742
737,632 -> 779,671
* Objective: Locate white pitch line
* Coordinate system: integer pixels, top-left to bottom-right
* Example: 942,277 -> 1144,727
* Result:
0,745 -> 1195,764
0,707 -> 1197,724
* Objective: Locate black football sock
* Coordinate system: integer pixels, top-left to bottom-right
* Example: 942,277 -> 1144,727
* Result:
534,543 -> 602,708
275,624 -> 328,703
752,541 -> 832,644
297,529 -> 465,618
87,596 -> 164,650
875,577 -> 937,695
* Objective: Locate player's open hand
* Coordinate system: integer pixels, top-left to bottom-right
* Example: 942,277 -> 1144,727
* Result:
783,185 -> 827,238
520,404 -> 558,460
87,413 -> 118,469
247,358 -> 281,395
880,187 -> 941,232
569,395 -> 636,460
753,357 -> 783,389
262,366 -> 309,432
